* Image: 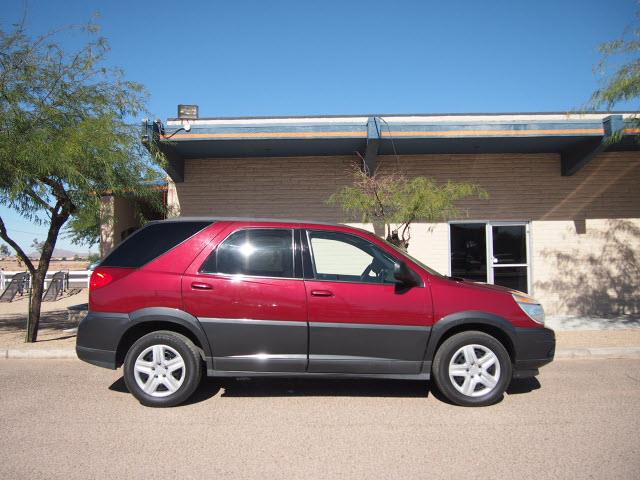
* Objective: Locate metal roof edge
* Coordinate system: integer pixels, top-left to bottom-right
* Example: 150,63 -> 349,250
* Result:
166,111 -> 637,121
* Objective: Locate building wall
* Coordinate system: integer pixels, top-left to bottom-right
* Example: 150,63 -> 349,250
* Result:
175,151 -> 640,316
99,195 -> 143,258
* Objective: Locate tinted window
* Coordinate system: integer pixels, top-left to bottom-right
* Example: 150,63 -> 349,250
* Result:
308,230 -> 396,283
100,221 -> 211,268
201,229 -> 294,278
450,223 -> 487,282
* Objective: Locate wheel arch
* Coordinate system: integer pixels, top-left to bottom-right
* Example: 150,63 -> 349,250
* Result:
425,311 -> 517,363
115,308 -> 212,368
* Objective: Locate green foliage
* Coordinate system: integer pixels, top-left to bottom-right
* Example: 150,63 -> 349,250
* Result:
0,16 -> 165,341
0,17 -> 165,242
328,162 -> 488,248
589,13 -> 640,140
0,243 -> 9,256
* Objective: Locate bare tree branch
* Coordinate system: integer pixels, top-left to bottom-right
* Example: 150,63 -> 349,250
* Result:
0,215 -> 35,274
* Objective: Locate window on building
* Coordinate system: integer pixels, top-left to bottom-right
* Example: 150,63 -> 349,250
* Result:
201,229 -> 294,278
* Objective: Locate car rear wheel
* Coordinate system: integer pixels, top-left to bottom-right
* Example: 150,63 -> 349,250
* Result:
123,330 -> 202,407
432,331 -> 512,407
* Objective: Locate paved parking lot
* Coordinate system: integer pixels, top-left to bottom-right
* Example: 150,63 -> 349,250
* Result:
1,358 -> 639,479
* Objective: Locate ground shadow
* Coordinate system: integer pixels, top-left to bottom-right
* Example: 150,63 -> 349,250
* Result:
536,219 -> 640,320
507,377 -> 541,395
108,375 -> 543,406
218,378 -> 431,398
0,310 -> 78,332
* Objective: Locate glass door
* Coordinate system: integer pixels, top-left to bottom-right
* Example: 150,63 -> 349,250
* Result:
488,223 -> 529,293
449,222 -> 530,293
449,223 -> 487,283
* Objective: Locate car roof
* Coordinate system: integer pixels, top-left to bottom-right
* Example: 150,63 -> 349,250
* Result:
149,216 -> 347,227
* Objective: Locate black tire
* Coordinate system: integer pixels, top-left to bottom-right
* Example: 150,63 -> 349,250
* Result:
123,330 -> 203,407
432,331 -> 512,407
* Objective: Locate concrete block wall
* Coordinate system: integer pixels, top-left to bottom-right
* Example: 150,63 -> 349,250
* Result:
168,151 -> 640,316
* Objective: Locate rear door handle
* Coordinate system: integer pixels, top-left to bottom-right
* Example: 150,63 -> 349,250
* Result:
310,290 -> 333,297
191,282 -> 213,290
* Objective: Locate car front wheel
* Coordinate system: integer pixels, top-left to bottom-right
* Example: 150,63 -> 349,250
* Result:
123,330 -> 202,407
432,331 -> 512,407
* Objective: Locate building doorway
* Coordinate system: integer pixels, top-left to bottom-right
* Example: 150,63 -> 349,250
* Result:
449,222 -> 530,293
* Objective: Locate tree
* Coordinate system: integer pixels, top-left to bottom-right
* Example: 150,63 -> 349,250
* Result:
30,238 -> 44,256
0,17 -> 164,342
328,159 -> 487,249
0,243 -> 9,256
589,11 -> 640,134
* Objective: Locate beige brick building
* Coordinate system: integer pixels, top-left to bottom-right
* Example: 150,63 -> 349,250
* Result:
104,112 -> 640,316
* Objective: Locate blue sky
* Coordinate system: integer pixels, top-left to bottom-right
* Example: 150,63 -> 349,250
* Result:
1,0 -> 637,252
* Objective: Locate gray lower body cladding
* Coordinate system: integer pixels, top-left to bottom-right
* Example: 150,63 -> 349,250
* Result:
199,317 -> 431,375
76,310 -> 553,380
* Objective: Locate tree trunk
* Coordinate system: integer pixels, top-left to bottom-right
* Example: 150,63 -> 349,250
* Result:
26,270 -> 45,342
386,231 -> 409,251
24,209 -> 70,343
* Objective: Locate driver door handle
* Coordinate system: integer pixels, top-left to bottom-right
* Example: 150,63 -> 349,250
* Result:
310,290 -> 334,297
191,282 -> 213,290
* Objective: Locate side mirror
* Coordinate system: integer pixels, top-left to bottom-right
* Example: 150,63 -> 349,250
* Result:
393,261 -> 417,287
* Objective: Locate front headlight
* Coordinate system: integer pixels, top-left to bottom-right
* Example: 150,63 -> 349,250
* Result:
512,293 -> 545,325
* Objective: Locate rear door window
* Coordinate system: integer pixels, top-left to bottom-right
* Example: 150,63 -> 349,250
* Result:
200,229 -> 294,278
100,221 -> 212,268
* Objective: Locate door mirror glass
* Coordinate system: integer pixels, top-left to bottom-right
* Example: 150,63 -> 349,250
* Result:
393,261 -> 418,287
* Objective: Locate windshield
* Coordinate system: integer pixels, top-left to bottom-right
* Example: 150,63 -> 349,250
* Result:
382,239 -> 444,277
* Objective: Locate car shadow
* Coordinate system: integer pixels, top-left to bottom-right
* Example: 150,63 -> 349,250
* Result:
217,378 -> 431,398
108,375 -> 541,406
108,376 -> 224,406
506,377 -> 541,395
108,376 -> 431,403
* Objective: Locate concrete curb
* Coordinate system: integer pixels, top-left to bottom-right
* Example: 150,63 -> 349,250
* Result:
1,347 -> 640,361
554,346 -> 640,359
3,349 -> 78,359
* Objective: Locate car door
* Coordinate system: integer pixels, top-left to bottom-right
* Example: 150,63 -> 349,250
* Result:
303,228 -> 433,374
182,225 -> 308,373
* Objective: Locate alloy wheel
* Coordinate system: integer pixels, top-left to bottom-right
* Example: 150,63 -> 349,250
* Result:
133,344 -> 186,397
448,344 -> 501,397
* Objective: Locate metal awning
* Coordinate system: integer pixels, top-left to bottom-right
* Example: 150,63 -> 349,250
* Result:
142,112 -> 639,182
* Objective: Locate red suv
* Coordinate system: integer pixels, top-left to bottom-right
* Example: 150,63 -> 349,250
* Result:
77,219 -> 554,407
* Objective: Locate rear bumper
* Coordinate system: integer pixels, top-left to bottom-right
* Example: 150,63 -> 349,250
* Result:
76,311 -> 130,370
76,345 -> 117,369
512,327 -> 555,376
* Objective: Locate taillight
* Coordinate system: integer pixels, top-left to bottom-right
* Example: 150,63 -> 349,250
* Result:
90,270 -> 113,290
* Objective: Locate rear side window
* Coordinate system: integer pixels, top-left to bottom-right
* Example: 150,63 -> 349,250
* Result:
200,229 -> 294,278
100,221 -> 211,268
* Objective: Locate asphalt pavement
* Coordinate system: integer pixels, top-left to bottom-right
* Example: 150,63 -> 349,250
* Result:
1,359 -> 639,479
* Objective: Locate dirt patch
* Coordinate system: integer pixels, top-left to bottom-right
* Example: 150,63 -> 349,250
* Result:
0,259 -> 90,271
0,290 -> 87,349
0,289 -> 88,316
0,310 -> 78,349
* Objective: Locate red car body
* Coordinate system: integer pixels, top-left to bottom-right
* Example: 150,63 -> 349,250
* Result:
78,219 -> 554,389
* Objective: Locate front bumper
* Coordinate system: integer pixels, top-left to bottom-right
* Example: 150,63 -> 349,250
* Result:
512,327 -> 555,377
76,311 -> 130,370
